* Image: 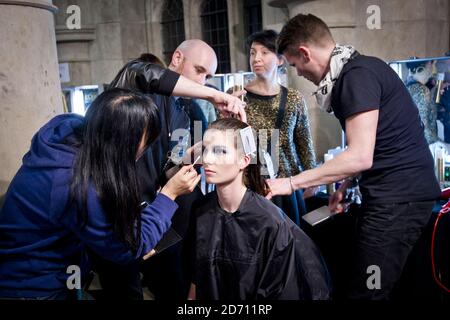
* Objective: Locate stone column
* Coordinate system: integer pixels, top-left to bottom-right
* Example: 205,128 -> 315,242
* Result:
0,0 -> 63,196
145,0 -> 165,62
89,0 -> 125,85
184,0 -> 203,40
227,0 -> 247,72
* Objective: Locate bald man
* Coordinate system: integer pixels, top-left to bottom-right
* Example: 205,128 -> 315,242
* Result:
168,40 -> 217,139
99,41 -> 244,300
169,39 -> 218,86
110,40 -> 241,201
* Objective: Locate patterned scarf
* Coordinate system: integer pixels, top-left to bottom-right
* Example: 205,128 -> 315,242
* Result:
314,44 -> 358,113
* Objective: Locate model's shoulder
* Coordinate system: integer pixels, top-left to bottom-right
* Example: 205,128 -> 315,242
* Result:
249,192 -> 289,225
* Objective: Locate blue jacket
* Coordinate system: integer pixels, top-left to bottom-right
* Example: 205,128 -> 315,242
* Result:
0,114 -> 178,298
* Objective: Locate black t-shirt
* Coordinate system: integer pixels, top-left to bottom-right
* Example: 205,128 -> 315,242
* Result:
331,55 -> 440,203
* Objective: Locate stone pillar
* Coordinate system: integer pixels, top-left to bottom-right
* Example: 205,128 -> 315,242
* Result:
145,0 -> 165,62
184,0 -> 203,40
0,0 -> 63,196
227,0 -> 247,72
119,0 -> 148,63
89,0 -> 125,85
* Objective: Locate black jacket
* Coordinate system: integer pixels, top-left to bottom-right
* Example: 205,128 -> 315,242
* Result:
192,190 -> 332,300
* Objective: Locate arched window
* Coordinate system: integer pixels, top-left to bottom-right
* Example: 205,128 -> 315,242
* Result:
244,0 -> 262,70
244,0 -> 262,39
161,0 -> 186,65
201,0 -> 230,73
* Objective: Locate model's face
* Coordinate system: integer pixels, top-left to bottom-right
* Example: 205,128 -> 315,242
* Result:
249,42 -> 282,79
178,51 -> 217,85
202,129 -> 245,186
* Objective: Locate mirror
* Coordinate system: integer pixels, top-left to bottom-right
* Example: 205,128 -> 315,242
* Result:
389,56 -> 450,187
389,56 -> 450,144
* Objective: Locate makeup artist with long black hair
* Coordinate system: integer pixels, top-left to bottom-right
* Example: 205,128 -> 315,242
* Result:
0,88 -> 200,299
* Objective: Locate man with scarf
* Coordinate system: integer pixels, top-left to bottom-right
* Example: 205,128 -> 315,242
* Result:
267,14 -> 440,300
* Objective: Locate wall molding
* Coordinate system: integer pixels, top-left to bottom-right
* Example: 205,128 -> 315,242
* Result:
0,0 -> 58,13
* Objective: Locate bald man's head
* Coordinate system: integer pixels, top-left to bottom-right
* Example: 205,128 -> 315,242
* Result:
169,39 -> 218,85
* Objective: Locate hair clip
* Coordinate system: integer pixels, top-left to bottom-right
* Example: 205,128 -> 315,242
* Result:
239,126 -> 257,157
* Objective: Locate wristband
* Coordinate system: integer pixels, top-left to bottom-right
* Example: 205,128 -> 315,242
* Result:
289,176 -> 295,194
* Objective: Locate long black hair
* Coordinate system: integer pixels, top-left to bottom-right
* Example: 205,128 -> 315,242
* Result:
70,88 -> 161,253
208,118 -> 269,196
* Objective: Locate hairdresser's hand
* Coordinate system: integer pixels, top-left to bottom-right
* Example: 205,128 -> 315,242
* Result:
230,89 -> 247,101
328,184 -> 350,214
265,178 -> 293,199
225,86 -> 246,99
210,90 -> 247,123
302,186 -> 319,199
161,165 -> 201,200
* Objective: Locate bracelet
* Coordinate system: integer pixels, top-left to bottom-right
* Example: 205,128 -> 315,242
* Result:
289,176 -> 295,194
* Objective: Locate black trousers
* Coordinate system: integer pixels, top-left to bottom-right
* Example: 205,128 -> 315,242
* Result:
91,254 -> 143,300
347,200 -> 434,300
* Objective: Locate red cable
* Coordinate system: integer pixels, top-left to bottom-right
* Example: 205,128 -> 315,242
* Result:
431,203 -> 450,293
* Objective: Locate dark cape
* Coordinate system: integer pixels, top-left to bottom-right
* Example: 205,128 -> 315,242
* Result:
192,189 -> 332,300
